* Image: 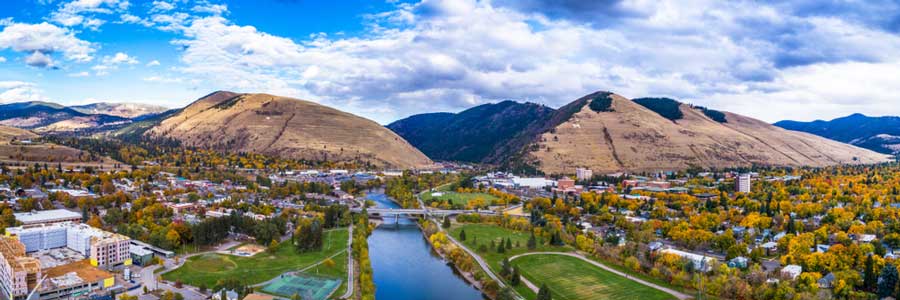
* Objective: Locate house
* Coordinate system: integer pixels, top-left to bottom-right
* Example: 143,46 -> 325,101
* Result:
660,248 -> 718,272
727,256 -> 749,269
859,234 -> 877,243
818,273 -> 835,289
781,265 -> 802,280
761,242 -> 778,255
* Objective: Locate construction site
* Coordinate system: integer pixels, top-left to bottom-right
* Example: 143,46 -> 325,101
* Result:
0,222 -> 128,300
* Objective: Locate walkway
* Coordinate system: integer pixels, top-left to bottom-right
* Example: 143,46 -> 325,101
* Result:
508,252 -> 692,300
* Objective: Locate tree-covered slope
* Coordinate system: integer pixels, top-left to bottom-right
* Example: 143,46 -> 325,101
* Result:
775,113 -> 900,155
387,100 -> 556,163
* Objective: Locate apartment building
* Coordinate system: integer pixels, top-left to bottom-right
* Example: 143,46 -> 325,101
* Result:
0,236 -> 41,300
6,223 -> 131,268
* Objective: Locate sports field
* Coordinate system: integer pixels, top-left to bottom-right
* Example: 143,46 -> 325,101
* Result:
422,191 -> 499,207
512,254 -> 675,300
448,223 -> 570,298
163,228 -> 348,287
260,274 -> 341,300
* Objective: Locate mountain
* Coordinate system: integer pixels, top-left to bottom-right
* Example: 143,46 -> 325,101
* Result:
0,101 -> 129,133
0,125 -> 117,164
775,113 -> 900,155
390,91 -> 890,174
70,102 -> 169,118
144,91 -> 432,168
387,100 -> 555,162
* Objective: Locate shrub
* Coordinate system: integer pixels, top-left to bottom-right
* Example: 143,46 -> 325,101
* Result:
589,92 -> 614,112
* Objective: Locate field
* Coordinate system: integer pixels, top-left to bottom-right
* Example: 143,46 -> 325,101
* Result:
422,191 -> 499,207
448,223 -> 570,298
512,254 -> 675,300
163,228 -> 348,287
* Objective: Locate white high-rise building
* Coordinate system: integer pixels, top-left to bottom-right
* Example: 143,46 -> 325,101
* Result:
736,174 -> 751,193
576,168 -> 593,181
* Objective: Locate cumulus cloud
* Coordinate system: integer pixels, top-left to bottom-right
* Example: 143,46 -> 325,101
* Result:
146,60 -> 160,66
103,52 -> 138,65
0,21 -> 95,68
0,81 -> 49,103
0,56 -> 6,63
150,1 -> 176,13
50,0 -> 130,30
155,0 -> 900,123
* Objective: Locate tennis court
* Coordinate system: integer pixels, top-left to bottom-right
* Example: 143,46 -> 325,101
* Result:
260,274 -> 341,300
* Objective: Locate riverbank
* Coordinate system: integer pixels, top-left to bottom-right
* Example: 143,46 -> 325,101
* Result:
412,220 -> 491,299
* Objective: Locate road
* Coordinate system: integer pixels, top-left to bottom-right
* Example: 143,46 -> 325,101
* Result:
339,224 -> 354,299
508,252 -> 693,300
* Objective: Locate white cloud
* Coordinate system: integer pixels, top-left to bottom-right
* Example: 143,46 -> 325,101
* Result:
157,0 -> 900,123
24,51 -> 54,68
0,56 -> 6,63
146,60 -> 160,66
0,81 -> 48,103
103,52 -> 138,65
50,0 -> 130,30
150,1 -> 175,13
142,75 -> 182,83
68,71 -> 90,77
191,3 -> 228,15
0,22 -> 95,68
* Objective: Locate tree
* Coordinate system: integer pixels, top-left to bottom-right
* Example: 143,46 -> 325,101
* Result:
497,287 -> 516,300
268,239 -> 279,253
527,232 -> 537,250
511,266 -> 521,286
497,239 -> 506,253
537,283 -> 552,300
459,229 -> 466,241
442,217 -> 451,228
291,293 -> 302,300
878,263 -> 898,298
500,257 -> 511,277
505,237 -> 512,250
864,254 -> 876,292
323,258 -> 336,268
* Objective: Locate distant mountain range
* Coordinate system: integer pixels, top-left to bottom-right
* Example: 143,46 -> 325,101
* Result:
390,91 -> 889,174
776,113 -> 900,155
0,101 -> 167,134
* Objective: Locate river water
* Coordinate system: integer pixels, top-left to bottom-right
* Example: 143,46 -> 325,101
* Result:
366,192 -> 485,300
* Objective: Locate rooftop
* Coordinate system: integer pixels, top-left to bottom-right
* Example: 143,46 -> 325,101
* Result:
14,209 -> 81,224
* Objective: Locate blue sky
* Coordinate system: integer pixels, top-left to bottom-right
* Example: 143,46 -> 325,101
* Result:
1,0 -> 900,124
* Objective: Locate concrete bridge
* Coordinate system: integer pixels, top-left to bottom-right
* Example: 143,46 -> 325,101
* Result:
350,207 -> 499,217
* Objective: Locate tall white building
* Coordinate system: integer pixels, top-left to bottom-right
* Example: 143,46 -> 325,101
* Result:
6,223 -> 131,268
576,168 -> 593,181
736,174 -> 751,193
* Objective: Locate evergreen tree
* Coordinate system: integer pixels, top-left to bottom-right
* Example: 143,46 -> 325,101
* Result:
497,239 -> 506,253
511,266 -> 521,286
537,283 -> 552,300
459,229 -> 467,241
496,287 -> 516,300
500,258 -> 511,277
505,237 -> 512,250
527,232 -> 537,250
865,254 -> 877,292
491,239 -> 496,250
442,217 -> 451,229
878,263 -> 898,298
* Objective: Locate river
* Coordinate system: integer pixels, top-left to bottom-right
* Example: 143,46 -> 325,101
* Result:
366,192 -> 485,300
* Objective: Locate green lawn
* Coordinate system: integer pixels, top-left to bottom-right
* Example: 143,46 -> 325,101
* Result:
422,191 -> 499,207
448,223 -> 571,299
512,254 -> 675,300
164,228 -> 349,288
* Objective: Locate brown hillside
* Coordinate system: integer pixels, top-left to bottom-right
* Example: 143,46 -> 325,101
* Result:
147,91 -> 432,168
529,93 -> 890,174
0,125 -> 118,164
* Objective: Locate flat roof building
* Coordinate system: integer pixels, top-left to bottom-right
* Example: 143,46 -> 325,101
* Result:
6,223 -> 130,269
0,236 -> 41,300
14,210 -> 82,226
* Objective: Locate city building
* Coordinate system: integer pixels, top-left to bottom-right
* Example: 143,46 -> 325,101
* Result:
13,210 -> 82,226
575,168 -> 593,181
736,173 -> 751,193
6,223 -> 131,268
129,246 -> 153,266
0,236 -> 41,300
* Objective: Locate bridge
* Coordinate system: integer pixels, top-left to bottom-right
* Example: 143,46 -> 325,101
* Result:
350,207 -> 498,217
